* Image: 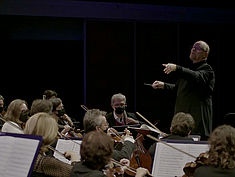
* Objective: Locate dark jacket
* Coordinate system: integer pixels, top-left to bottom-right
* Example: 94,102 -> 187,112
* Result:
164,60 -> 215,138
106,111 -> 138,127
194,165 -> 235,177
112,140 -> 136,161
70,162 -> 106,177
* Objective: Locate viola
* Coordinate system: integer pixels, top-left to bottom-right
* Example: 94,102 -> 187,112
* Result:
182,152 -> 209,177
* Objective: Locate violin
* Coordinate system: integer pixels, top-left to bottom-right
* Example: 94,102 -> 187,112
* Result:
182,152 -> 209,177
104,158 -> 152,177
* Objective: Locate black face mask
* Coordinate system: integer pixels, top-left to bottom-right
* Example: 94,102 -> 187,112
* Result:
0,107 -> 3,113
115,107 -> 125,114
57,108 -> 66,117
19,110 -> 30,123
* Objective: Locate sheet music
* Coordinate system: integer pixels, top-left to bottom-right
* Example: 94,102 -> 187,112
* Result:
152,141 -> 209,177
54,139 -> 82,164
0,135 -> 40,177
140,124 -> 161,134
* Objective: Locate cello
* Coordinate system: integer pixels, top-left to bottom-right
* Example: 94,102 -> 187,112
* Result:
129,132 -> 152,174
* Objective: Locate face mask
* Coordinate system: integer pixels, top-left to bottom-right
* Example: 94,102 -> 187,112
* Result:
0,107 -> 3,113
115,107 -> 125,114
19,110 -> 30,123
57,108 -> 66,117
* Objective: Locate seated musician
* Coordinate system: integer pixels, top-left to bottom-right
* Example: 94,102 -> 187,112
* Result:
193,124 -> 235,177
148,112 -> 195,165
24,112 -> 79,177
1,99 -> 30,134
83,109 -> 136,161
106,93 -> 140,127
71,130 -> 150,177
30,99 -> 53,116
50,97 -> 79,138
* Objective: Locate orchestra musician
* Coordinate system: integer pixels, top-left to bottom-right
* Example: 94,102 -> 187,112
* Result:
83,108 -> 136,161
71,130 -> 150,177
30,98 -> 53,116
43,89 -> 58,100
193,125 -> 235,177
24,112 -> 79,177
106,93 -> 140,127
50,97 -> 79,138
148,112 -> 195,168
1,99 -> 30,134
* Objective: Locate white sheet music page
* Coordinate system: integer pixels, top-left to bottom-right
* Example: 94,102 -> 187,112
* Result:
54,139 -> 82,164
0,135 -> 40,177
151,141 -> 209,177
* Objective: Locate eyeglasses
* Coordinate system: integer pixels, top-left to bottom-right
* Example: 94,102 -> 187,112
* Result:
191,46 -> 206,52
113,103 -> 127,107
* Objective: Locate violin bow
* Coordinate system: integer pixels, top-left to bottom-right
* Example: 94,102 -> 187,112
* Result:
111,158 -> 153,177
48,145 -> 66,158
147,134 -> 196,159
135,112 -> 197,159
136,112 -> 167,136
80,105 -> 89,112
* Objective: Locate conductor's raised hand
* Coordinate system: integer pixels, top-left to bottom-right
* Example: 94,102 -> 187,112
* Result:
162,63 -> 176,74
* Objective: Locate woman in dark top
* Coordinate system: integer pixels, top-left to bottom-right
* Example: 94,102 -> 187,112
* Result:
194,125 -> 235,177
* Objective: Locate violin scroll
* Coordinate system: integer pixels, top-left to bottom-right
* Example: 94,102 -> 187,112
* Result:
182,152 -> 209,177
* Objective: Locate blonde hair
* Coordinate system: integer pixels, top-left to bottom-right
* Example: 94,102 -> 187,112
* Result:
4,99 -> 27,126
24,112 -> 58,153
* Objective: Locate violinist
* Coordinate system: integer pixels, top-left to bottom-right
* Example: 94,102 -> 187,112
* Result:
193,125 -> 235,177
43,89 -> 58,100
50,97 -> 79,138
1,99 -> 30,134
24,112 -> 79,177
71,130 -> 150,177
106,93 -> 140,127
148,112 -> 195,167
83,109 -> 136,161
30,99 -> 53,116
